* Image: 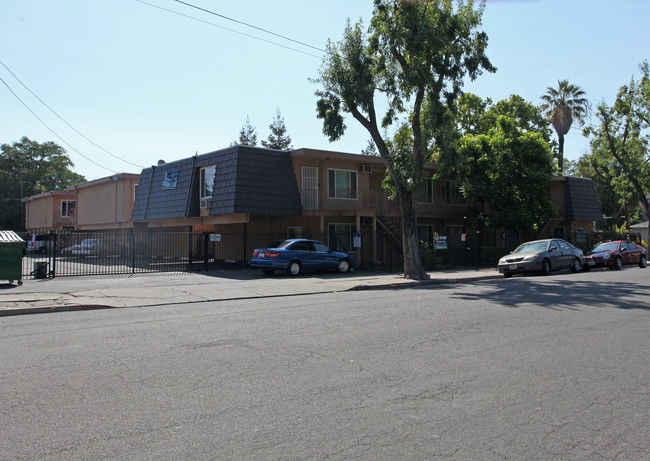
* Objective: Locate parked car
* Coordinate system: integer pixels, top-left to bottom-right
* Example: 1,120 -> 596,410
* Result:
583,240 -> 647,271
63,238 -> 126,257
26,233 -> 53,254
498,239 -> 584,278
249,239 -> 354,276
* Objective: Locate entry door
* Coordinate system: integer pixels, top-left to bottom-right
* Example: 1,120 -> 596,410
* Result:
301,166 -> 318,209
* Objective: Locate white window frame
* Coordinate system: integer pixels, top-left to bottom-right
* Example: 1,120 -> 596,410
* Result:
200,165 -> 216,199
61,200 -> 75,217
328,168 -> 358,200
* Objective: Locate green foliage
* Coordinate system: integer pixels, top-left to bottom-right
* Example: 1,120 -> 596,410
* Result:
261,108 -> 293,150
539,79 -> 590,173
0,137 -> 85,230
584,61 -> 650,228
232,115 -> 258,146
456,99 -> 556,232
313,0 -> 494,279
361,138 -> 379,156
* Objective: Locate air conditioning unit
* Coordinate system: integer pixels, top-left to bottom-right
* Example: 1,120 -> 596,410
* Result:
360,164 -> 372,174
200,198 -> 210,209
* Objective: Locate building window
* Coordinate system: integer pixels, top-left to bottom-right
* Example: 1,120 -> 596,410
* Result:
61,200 -> 75,217
328,169 -> 357,199
328,223 -> 354,253
287,227 -> 302,239
200,165 -> 216,199
417,178 -> 433,204
445,180 -> 465,205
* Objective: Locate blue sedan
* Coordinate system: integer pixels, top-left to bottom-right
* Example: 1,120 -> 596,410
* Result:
249,239 -> 354,276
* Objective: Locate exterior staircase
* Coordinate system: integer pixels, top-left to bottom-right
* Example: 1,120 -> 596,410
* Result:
538,215 -> 562,239
376,215 -> 403,250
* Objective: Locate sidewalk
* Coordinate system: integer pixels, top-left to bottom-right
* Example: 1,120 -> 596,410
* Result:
0,267 -> 502,316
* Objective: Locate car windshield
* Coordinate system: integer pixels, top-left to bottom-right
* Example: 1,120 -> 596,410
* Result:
592,242 -> 619,252
513,241 -> 548,253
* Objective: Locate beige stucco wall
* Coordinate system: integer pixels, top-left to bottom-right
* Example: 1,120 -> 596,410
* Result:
24,192 -> 76,231
75,176 -> 139,229
25,196 -> 53,230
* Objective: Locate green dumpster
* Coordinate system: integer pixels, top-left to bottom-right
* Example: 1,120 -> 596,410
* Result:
0,230 -> 25,286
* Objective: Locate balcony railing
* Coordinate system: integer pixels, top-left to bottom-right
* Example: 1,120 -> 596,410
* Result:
301,188 -> 400,215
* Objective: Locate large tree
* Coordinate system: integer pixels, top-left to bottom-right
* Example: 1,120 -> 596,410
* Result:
540,79 -> 590,173
585,61 -> 650,235
314,0 -> 494,280
261,108 -> 293,150
0,137 -> 85,230
455,95 -> 556,233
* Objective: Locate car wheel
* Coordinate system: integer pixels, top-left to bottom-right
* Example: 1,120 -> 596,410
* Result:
613,256 -> 623,270
541,258 -> 551,276
337,259 -> 351,273
570,258 -> 582,273
287,261 -> 301,276
262,269 -> 274,276
38,247 -> 47,254
639,255 -> 647,268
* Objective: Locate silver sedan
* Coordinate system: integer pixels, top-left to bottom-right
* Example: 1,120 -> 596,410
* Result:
498,239 -> 584,278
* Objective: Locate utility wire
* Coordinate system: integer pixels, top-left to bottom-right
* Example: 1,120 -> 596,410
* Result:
134,0 -> 322,59
0,59 -> 145,169
173,0 -> 326,53
0,74 -> 116,174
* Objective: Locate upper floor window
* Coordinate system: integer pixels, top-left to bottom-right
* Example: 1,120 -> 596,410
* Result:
200,165 -> 216,199
445,180 -> 465,206
328,169 -> 357,200
417,178 -> 433,204
61,200 -> 75,217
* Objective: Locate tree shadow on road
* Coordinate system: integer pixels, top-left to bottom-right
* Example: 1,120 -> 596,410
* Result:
442,276 -> 650,311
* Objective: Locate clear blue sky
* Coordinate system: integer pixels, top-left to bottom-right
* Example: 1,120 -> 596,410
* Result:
1,0 -> 648,180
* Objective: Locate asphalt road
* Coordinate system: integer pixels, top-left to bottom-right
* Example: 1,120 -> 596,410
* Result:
1,268 -> 648,460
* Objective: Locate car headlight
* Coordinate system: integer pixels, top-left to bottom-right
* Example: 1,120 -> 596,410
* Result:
603,253 -> 610,260
523,254 -> 541,261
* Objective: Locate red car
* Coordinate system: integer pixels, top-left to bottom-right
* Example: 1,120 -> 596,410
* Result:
583,240 -> 647,271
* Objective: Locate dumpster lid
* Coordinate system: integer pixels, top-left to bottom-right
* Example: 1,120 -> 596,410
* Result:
0,230 -> 25,243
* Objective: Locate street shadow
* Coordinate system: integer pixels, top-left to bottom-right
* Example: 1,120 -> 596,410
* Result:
438,276 -> 650,311
0,283 -> 21,290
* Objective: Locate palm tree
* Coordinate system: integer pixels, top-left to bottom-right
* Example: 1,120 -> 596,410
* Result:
540,80 -> 590,173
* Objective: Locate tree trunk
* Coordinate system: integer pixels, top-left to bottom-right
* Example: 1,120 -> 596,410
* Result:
557,134 -> 565,174
399,189 -> 430,280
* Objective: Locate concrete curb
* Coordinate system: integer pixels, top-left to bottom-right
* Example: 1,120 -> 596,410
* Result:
0,273 -> 503,317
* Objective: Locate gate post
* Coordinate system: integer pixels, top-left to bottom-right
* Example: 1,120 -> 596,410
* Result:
203,233 -> 209,272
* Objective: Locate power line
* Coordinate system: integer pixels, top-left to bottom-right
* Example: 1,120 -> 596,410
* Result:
0,59 -> 146,170
0,74 -> 116,174
173,0 -> 326,53
134,0 -> 323,59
